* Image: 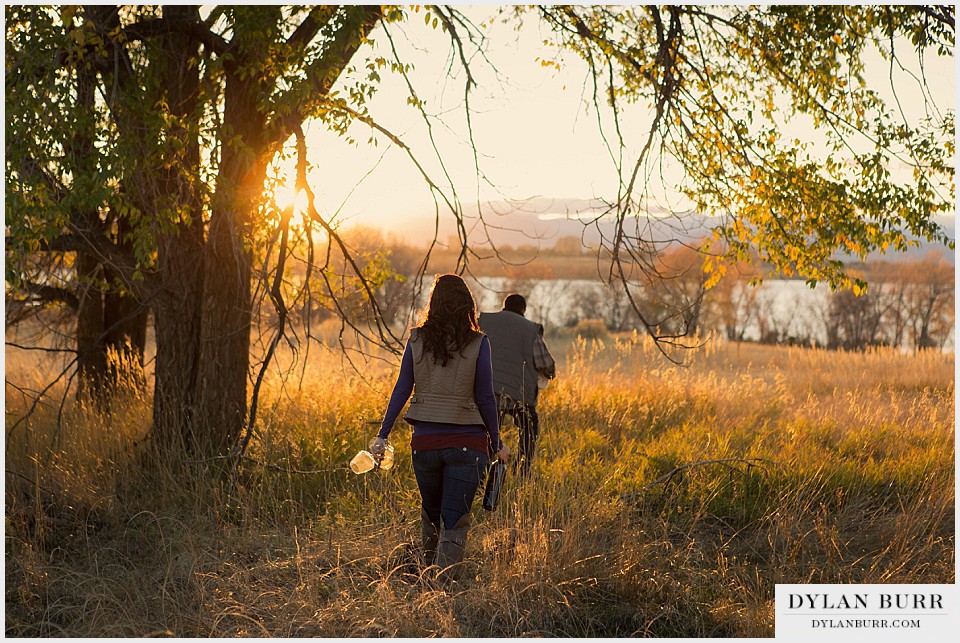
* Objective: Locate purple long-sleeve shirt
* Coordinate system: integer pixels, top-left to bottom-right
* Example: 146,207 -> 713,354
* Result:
378,335 -> 502,451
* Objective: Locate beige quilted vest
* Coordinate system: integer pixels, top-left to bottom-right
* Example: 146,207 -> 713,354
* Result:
403,328 -> 485,426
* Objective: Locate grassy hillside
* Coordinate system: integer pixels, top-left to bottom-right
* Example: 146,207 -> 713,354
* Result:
5,334 -> 954,637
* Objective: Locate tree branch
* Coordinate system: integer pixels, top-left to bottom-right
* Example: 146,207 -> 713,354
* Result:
11,281 -> 80,311
263,5 -> 382,153
284,5 -> 339,50
915,4 -> 955,30
294,124 -> 404,353
123,16 -> 230,57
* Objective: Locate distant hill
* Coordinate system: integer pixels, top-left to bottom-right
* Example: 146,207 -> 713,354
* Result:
379,196 -> 955,263
382,196 -> 711,248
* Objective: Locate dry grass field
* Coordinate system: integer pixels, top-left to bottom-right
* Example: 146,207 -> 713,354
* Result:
4,330 -> 955,637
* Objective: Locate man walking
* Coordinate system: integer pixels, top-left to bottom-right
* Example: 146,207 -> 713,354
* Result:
479,293 -> 556,476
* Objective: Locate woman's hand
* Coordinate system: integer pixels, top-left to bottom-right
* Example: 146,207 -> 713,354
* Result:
496,443 -> 510,463
369,437 -> 387,456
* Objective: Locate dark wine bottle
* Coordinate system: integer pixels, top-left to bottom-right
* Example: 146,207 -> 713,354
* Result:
482,460 -> 507,511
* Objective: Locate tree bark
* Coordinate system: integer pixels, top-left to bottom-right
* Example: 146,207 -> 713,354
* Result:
76,251 -> 107,401
149,5 -> 206,450
152,5 -> 381,453
103,278 -> 148,385
194,57 -> 267,452
103,212 -> 149,387
195,200 -> 256,451
72,50 -> 108,403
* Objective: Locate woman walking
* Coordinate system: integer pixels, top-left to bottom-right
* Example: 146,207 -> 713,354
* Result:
371,274 -> 509,583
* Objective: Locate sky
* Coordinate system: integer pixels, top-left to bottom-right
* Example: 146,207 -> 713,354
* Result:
273,5 -> 956,247
281,6 -> 668,239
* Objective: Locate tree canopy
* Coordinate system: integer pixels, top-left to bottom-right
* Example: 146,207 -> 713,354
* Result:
5,5 -> 954,454
535,5 -> 953,296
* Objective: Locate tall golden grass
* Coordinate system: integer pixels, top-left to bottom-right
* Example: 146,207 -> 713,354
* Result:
5,331 -> 954,636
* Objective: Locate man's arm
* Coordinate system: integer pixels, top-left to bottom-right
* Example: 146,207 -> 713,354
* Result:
532,332 -> 556,379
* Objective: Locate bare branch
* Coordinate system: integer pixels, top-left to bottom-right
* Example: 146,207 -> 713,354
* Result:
294,124 -> 404,354
234,201 -> 291,462
5,342 -> 76,354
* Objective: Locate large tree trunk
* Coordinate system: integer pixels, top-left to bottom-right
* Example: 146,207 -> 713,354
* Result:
103,214 -> 149,387
195,202 -> 255,452
149,5 -> 381,453
150,5 -> 206,450
146,5 -> 269,453
72,53 -> 108,403
76,252 -> 107,401
102,281 -> 148,377
193,60 -> 267,452
67,5 -> 148,404
153,227 -> 205,449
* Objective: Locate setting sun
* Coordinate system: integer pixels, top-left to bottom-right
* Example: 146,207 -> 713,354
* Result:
273,182 -> 310,227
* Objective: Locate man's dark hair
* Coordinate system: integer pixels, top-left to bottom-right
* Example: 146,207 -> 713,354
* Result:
503,293 -> 526,315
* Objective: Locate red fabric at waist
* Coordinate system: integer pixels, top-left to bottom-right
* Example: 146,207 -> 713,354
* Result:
411,433 -> 489,454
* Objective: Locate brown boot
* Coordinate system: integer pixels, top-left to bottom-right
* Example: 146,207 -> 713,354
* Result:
421,509 -> 440,566
435,514 -> 470,584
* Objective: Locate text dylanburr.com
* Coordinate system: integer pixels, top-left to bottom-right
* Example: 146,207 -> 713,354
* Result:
775,584 -> 960,642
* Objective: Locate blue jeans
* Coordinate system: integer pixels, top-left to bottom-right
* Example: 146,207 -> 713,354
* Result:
412,447 -> 489,529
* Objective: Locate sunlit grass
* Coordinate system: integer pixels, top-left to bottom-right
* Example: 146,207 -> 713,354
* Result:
5,332 -> 954,637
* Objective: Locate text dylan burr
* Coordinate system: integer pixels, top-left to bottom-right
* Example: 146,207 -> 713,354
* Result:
788,593 -> 943,610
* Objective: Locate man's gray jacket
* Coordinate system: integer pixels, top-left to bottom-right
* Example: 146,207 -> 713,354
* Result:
478,310 -> 543,407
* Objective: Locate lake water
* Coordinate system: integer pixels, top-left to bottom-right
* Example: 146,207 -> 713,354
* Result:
455,276 -> 954,352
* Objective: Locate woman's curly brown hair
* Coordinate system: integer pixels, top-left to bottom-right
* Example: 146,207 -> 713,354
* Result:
416,274 -> 481,366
